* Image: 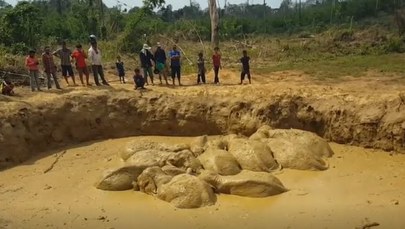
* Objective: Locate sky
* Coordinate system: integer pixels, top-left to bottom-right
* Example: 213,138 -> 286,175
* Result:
6,0 -> 284,10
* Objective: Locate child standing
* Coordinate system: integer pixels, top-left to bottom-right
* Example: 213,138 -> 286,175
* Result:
212,47 -> 222,84
71,44 -> 91,86
133,68 -> 146,90
25,50 -> 41,92
197,52 -> 206,84
116,55 -> 126,84
240,50 -> 251,84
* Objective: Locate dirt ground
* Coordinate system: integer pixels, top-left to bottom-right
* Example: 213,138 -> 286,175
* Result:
1,69 -> 405,228
0,136 -> 404,229
8,68 -> 405,98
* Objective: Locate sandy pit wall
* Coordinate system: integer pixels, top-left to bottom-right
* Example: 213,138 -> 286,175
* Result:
0,89 -> 404,169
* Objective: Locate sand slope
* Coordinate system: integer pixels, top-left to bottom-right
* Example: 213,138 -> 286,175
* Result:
1,70 -> 405,169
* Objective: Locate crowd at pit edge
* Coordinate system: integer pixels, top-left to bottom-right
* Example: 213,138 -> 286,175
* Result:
1,35 -> 252,96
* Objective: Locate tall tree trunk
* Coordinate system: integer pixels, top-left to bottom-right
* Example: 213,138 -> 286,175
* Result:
56,0 -> 62,15
329,0 -> 335,24
299,0 -> 302,25
209,0 -> 219,47
375,0 -> 379,14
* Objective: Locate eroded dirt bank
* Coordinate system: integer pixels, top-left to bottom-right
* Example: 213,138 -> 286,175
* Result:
1,81 -> 404,168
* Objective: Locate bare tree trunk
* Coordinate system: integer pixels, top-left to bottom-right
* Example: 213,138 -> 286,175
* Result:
209,0 -> 220,47
395,8 -> 405,36
299,0 -> 302,25
375,0 -> 379,14
329,0 -> 335,24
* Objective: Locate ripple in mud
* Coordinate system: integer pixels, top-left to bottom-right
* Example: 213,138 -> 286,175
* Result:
96,126 -> 333,208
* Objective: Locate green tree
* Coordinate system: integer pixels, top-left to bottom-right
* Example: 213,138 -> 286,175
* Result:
0,1 -> 43,51
0,0 -> 10,8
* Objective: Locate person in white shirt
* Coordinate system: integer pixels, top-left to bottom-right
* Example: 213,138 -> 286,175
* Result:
88,38 -> 109,86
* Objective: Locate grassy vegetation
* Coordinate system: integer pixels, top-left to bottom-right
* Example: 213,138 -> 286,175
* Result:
2,25 -> 405,81
256,54 -> 405,80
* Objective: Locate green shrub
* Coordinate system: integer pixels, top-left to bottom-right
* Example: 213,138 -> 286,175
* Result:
334,29 -> 354,42
10,42 -> 30,55
385,36 -> 404,53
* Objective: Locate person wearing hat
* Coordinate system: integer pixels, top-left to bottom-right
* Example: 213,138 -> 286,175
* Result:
139,43 -> 155,85
89,34 -> 97,45
154,42 -> 168,85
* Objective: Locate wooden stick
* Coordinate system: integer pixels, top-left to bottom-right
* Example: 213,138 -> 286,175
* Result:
158,35 -> 193,65
43,150 -> 67,174
187,21 -> 206,55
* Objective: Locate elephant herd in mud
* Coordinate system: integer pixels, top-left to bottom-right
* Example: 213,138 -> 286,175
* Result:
96,125 -> 334,208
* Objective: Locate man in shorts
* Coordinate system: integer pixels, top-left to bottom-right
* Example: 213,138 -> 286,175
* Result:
71,44 -> 91,86
169,45 -> 181,86
154,42 -> 168,85
240,50 -> 252,84
53,41 -> 77,86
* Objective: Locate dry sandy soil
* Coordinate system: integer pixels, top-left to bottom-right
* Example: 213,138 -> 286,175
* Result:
1,69 -> 405,228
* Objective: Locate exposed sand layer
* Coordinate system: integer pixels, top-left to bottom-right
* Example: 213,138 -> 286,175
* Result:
1,136 -> 404,229
1,70 -> 405,169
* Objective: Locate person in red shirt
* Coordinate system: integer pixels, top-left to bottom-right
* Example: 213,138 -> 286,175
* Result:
42,47 -> 61,90
25,50 -> 41,92
212,47 -> 222,84
71,44 -> 91,86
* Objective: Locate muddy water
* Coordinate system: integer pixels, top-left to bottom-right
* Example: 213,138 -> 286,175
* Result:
0,136 -> 404,229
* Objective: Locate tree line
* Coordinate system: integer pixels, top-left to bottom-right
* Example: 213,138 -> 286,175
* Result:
0,0 -> 403,54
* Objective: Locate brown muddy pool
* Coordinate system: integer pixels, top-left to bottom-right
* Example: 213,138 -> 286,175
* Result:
0,136 -> 404,229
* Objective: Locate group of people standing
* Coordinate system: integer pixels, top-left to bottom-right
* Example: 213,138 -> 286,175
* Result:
200,47 -> 252,85
129,42 -> 252,90
118,42 -> 190,89
132,43 -> 183,88
25,35 -> 109,92
24,35 -> 252,92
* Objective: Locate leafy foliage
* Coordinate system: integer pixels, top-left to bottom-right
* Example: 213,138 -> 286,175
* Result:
0,0 -> 403,55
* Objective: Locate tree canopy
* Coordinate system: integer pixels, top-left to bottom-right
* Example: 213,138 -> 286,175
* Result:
0,0 -> 402,54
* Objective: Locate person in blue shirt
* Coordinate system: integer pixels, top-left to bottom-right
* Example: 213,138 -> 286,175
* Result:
116,55 -> 125,84
169,45 -> 181,86
154,42 -> 168,85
